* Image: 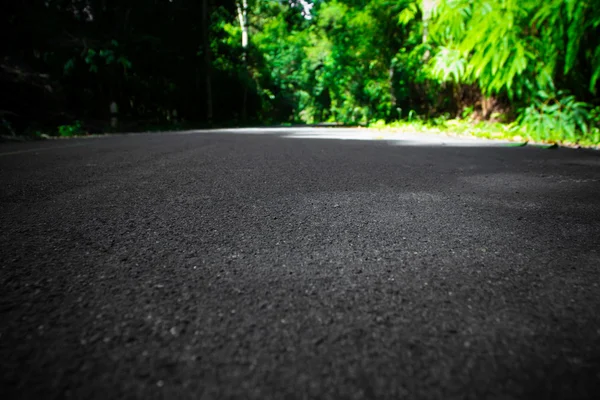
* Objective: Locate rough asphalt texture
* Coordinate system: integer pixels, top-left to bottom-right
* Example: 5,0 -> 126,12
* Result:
1,129 -> 599,400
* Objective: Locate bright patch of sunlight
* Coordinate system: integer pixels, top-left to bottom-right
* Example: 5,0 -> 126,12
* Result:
180,127 -> 520,147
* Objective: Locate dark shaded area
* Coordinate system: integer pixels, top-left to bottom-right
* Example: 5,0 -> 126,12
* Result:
1,130 -> 599,399
1,0 -> 247,136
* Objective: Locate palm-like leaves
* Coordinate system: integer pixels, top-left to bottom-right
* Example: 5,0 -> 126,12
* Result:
426,0 -> 599,96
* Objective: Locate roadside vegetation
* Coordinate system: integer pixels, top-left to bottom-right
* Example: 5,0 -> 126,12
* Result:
2,1 -> 599,147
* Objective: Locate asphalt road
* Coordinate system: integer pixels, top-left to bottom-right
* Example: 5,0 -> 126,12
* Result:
1,128 -> 600,400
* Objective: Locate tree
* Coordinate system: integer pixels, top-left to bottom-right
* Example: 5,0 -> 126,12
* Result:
2,0 -> 598,143
237,0 -> 250,120
425,0 -> 600,100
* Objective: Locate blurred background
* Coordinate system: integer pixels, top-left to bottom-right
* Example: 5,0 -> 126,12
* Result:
1,0 -> 599,146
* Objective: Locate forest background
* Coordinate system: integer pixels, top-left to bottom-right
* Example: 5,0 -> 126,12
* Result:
2,0 -> 599,146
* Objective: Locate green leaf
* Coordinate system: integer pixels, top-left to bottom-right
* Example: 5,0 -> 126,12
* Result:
63,58 -> 75,75
564,1 -> 585,74
398,3 -> 418,26
118,56 -> 132,70
590,46 -> 600,93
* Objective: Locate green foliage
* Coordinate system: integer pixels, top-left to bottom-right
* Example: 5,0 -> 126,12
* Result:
532,0 -> 600,94
370,117 -> 514,140
63,58 -> 76,75
461,106 -> 474,120
516,91 -> 590,143
428,46 -> 466,83
370,116 -> 600,147
58,121 -> 84,137
398,2 -> 419,25
85,49 -> 98,72
83,41 -> 132,73
3,0 -> 599,147
590,106 -> 600,128
245,0 -> 414,124
425,0 -> 600,99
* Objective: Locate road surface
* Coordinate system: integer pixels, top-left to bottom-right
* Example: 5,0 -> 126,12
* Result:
1,128 -> 600,399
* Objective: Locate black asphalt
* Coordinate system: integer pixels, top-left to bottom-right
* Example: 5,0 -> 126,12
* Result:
1,129 -> 600,400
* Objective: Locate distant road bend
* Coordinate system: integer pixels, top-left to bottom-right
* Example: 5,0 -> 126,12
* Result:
1,127 -> 600,399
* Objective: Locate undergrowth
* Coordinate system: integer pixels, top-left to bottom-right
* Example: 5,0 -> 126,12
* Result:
370,115 -> 600,149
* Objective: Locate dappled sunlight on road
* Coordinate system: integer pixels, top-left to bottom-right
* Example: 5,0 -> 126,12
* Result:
184,127 -> 520,147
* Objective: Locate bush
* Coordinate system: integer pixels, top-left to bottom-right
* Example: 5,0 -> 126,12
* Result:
516,91 -> 590,143
58,121 -> 85,137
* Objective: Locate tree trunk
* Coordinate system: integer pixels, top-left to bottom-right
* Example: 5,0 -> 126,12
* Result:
237,0 -> 249,51
421,0 -> 435,60
237,0 -> 249,123
202,0 -> 213,126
